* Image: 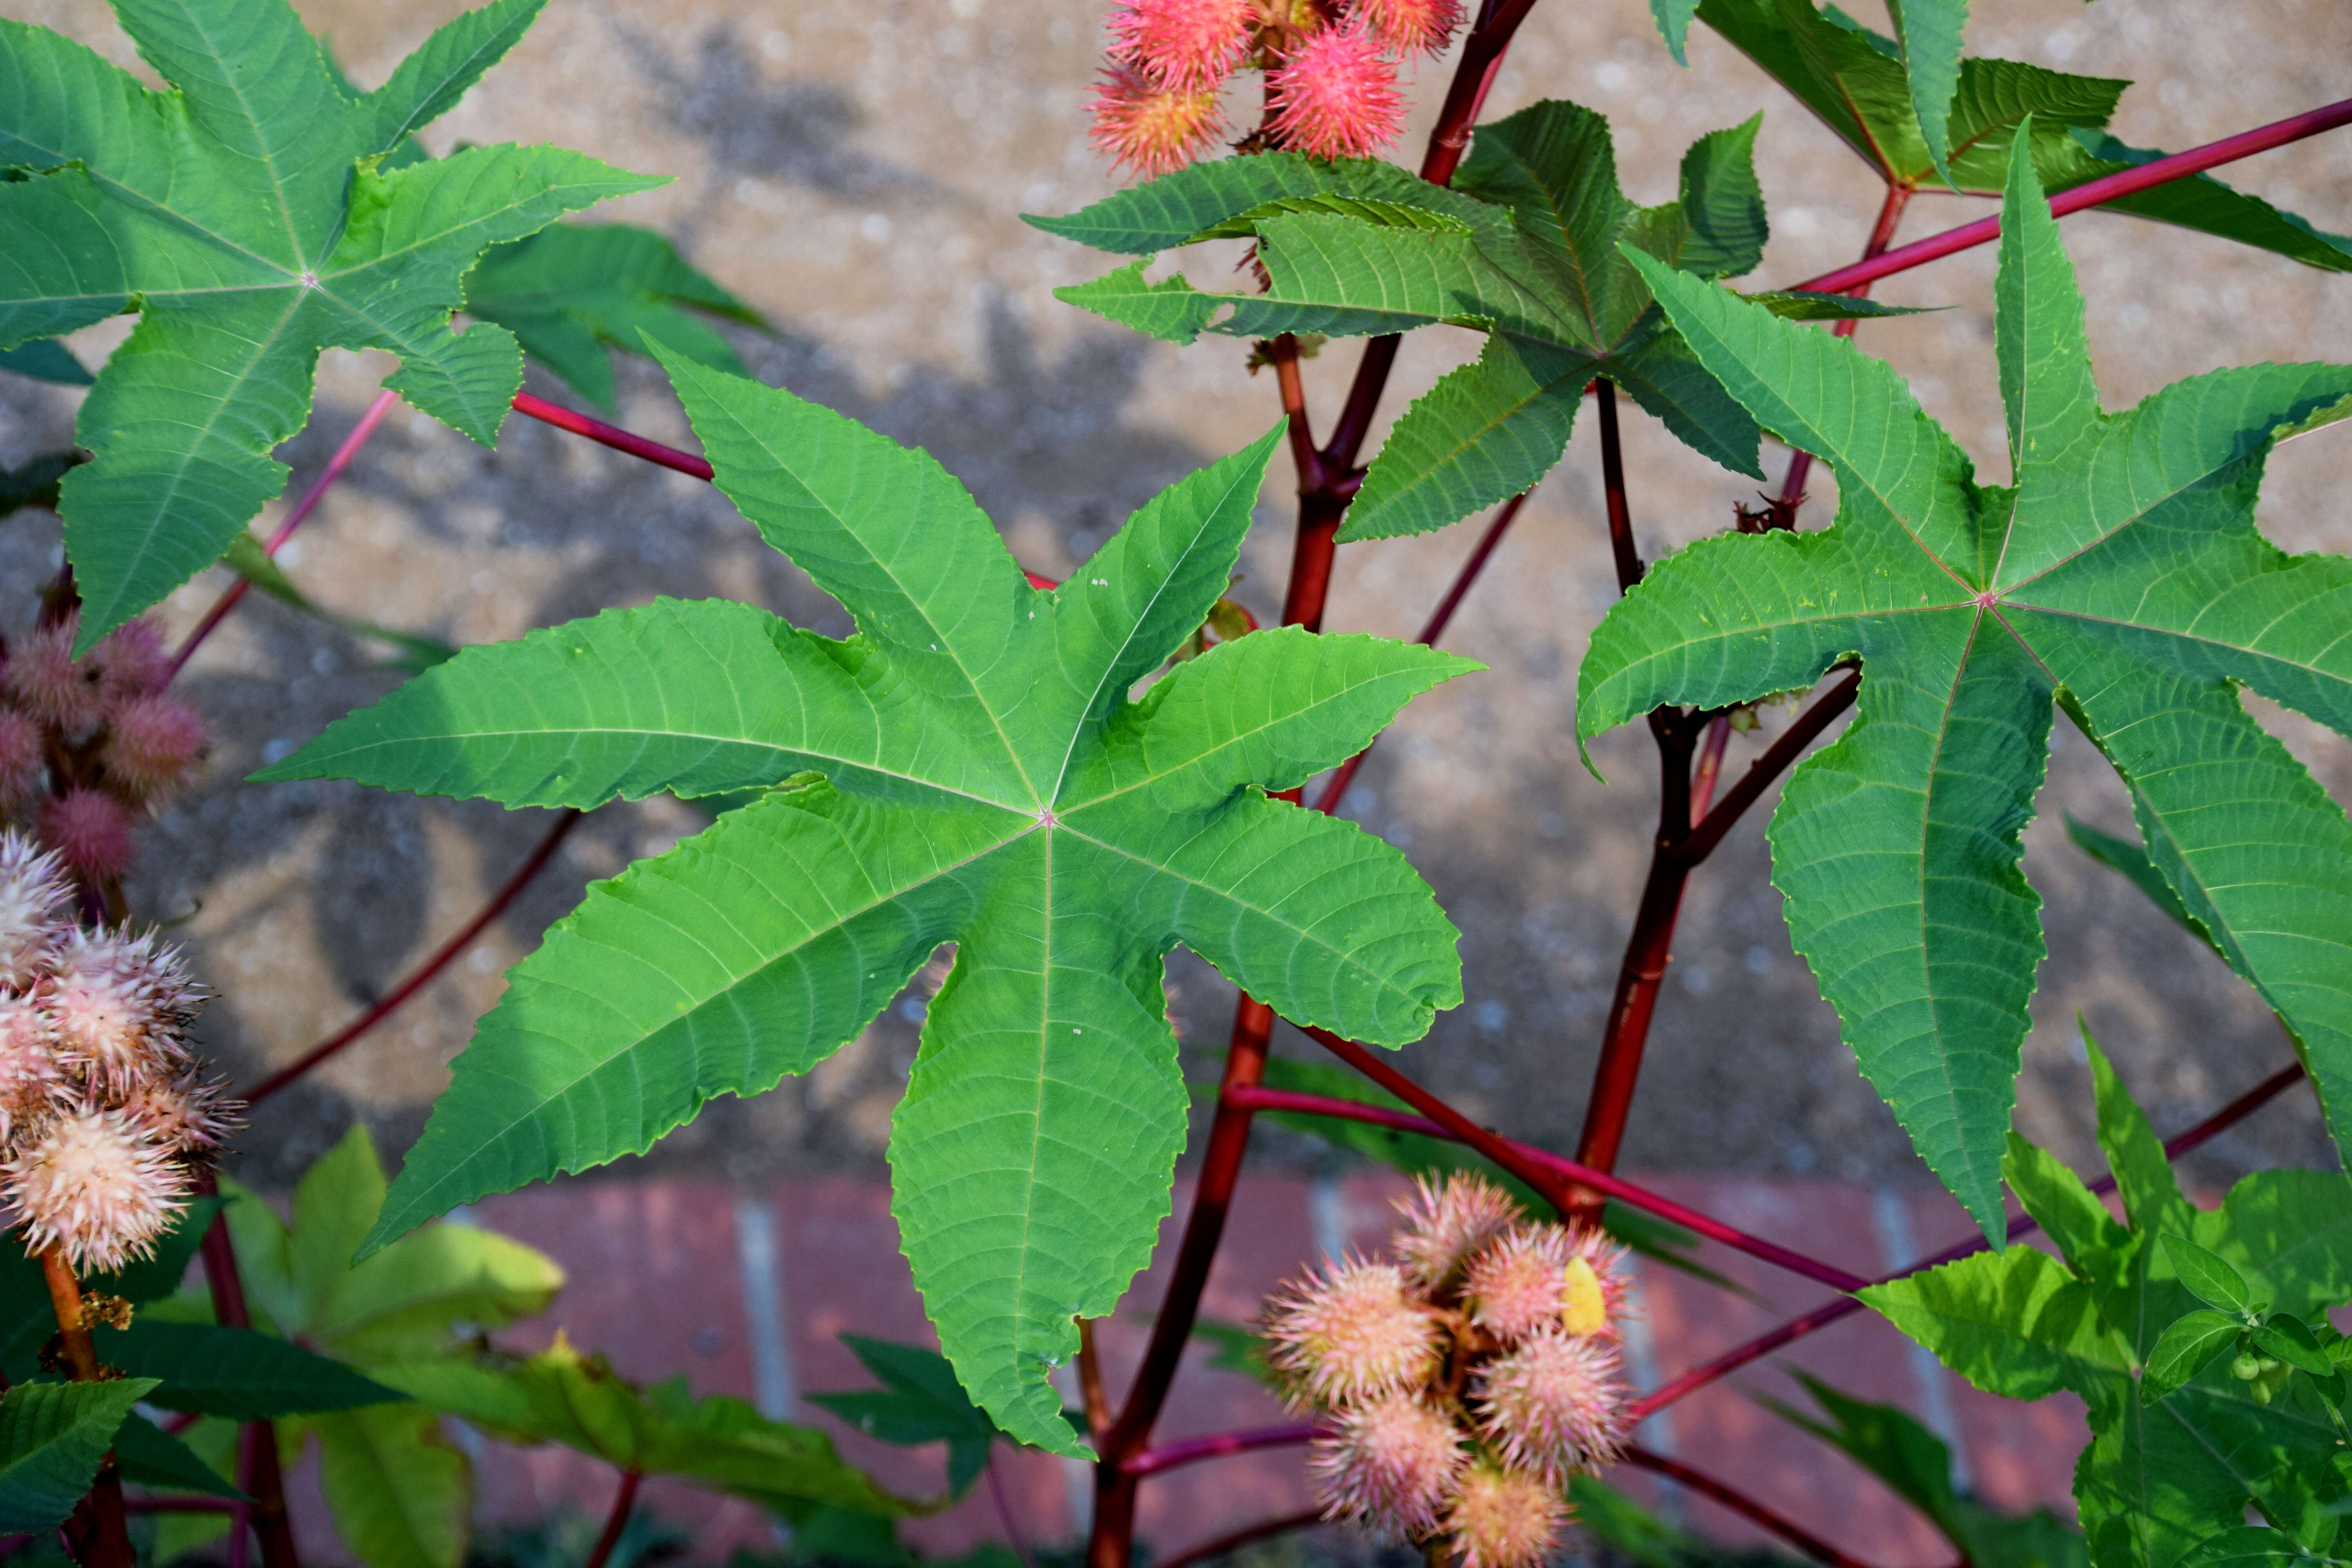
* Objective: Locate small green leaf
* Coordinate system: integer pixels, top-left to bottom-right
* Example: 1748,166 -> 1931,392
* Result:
94,1322 -> 401,1418
808,1335 -> 1000,1495
0,453 -> 78,520
2163,1234 -> 2255,1314
2143,1310 -> 2244,1404
0,1379 -> 159,1531
1740,290 -> 1938,321
2251,1316 -> 2336,1380
110,1411 -> 248,1499
1886,0 -> 1969,185
1648,0 -> 1699,64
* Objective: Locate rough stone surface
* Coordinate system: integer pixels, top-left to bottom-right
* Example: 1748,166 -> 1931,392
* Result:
3,0 -> 2349,1207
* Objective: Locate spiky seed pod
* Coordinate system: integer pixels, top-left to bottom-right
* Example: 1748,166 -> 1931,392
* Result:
1443,1461 -> 1566,1568
0,709 -> 43,812
1392,1172 -> 1522,1292
44,927 -> 198,1094
1347,0 -> 1465,56
0,995 -> 62,1145
1310,1392 -> 1466,1534
0,834 -> 70,991
100,695 -> 208,800
1088,68 -> 1227,176
1105,0 -> 1254,91
1263,1255 -> 1441,1405
1462,1224 -> 1578,1344
1473,1327 -> 1630,1479
39,790 -> 138,884
119,1071 -> 243,1156
1,623 -> 103,738
1265,22 -> 1406,160
4,1105 -> 189,1271
86,619 -> 170,708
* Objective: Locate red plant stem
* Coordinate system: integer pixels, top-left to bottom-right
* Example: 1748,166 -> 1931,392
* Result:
1776,184 -> 1911,514
1629,1058 -> 2311,1419
120,1501 -> 237,1515
40,1249 -> 134,1568
583,1470 -> 642,1568
1593,381 -> 1644,592
1623,1447 -> 1883,1568
1121,1423 -> 1320,1478
240,809 -> 582,1105
1153,1509 -> 1327,1568
1677,667 -> 1860,866
1308,492 -> 1528,816
1230,1078 -> 1870,1293
1798,96 -> 2352,298
168,388 -> 401,681
510,392 -> 714,478
193,1177 -> 298,1568
1076,1319 -> 1111,1446
1689,718 -> 1731,825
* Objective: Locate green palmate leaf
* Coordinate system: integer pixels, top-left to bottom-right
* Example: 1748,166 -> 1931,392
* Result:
1584,134 -> 2352,1238
379,1338 -> 911,1516
808,1336 -> 1004,1497
1649,0 -> 1700,65
0,0 -> 662,650
94,1322 -> 401,1419
260,350 -> 1473,1453
0,1379 -> 158,1532
313,1405 -> 473,1568
0,339 -> 91,384
1872,1068 -> 2352,1568
464,223 -> 763,412
1885,0 -> 1969,185
1043,102 -> 1772,542
1697,0 -> 2352,270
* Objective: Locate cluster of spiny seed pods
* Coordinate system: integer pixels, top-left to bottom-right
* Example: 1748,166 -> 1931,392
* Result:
0,606 -> 207,888
1261,1172 -> 1634,1568
1089,0 -> 1463,173
0,833 -> 236,1272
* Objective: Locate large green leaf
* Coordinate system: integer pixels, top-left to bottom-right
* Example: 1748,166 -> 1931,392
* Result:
0,1379 -> 158,1532
314,1405 -> 474,1568
0,0 -> 661,649
1697,0 -> 2352,269
464,222 -> 763,411
1583,136 -> 2352,1238
379,1339 -> 913,1516
808,1336 -> 1005,1497
260,348 -> 1473,1452
1043,100 -> 1773,541
93,1322 -> 401,1419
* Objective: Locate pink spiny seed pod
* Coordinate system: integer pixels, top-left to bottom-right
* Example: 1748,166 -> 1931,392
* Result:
1392,1171 -> 1522,1290
39,789 -> 138,884
1088,67 -> 1227,177
1105,0 -> 1254,93
120,1071 -> 242,1156
0,709 -> 43,811
1263,1255 -> 1441,1405
1348,0 -> 1465,57
0,833 -> 70,991
1443,1462 -> 1566,1568
44,927 -> 197,1094
4,1105 -> 189,1272
2,623 -> 103,737
101,694 -> 208,800
1310,1393 -> 1466,1534
1473,1327 -> 1630,1479
87,619 -> 171,707
1461,1224 -> 1577,1344
0,995 -> 62,1145
1265,22 -> 1406,161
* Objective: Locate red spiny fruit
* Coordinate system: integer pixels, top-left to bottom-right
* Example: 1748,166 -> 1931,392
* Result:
1442,1462 -> 1565,1568
44,927 -> 197,1095
87,619 -> 170,707
119,1070 -> 243,1156
1393,1170 -> 1521,1290
0,834 -> 69,992
0,709 -> 42,811
39,789 -> 138,884
1348,0 -> 1464,58
1472,1327 -> 1630,1479
2,623 -> 103,739
1461,1223 -> 1578,1343
1105,0 -> 1254,92
1263,1254 -> 1441,1403
2,1103 -> 188,1270
0,995 -> 61,1143
1310,1392 -> 1466,1533
1265,22 -> 1406,160
1089,67 -> 1227,176
102,694 -> 208,800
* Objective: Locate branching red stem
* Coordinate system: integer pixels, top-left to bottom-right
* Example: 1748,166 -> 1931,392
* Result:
168,388 -> 401,681
510,393 -> 715,479
582,1470 -> 642,1568
240,809 -> 581,1105
1282,1041 -> 1870,1294
1122,1423 -> 1319,1477
1623,1447 -> 1884,1568
1594,381 -> 1643,592
193,1173 -> 298,1568
1677,667 -> 1860,866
